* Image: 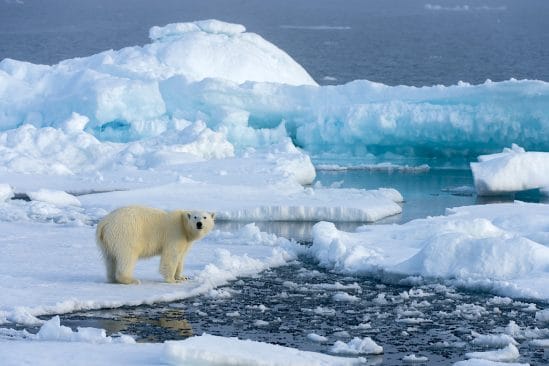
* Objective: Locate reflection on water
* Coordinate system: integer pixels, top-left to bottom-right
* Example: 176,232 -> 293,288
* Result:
60,309 -> 193,342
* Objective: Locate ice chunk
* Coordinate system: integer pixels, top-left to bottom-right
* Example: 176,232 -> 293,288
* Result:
471,145 -> 549,195
164,334 -> 363,366
471,332 -> 518,347
465,343 -> 520,362
402,354 -> 429,363
307,333 -> 329,342
454,359 -> 528,366
37,316 -> 135,344
330,337 -> 384,355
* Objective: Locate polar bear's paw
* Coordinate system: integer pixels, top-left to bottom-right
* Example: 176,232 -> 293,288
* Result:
175,275 -> 191,282
116,277 -> 141,285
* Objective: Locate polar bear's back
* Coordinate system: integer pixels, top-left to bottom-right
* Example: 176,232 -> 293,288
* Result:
96,206 -> 169,258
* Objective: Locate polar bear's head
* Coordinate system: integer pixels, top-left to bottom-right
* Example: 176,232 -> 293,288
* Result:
183,211 -> 215,241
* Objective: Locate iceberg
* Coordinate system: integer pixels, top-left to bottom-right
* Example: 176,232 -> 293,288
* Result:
1,20 -> 548,160
471,144 -> 549,195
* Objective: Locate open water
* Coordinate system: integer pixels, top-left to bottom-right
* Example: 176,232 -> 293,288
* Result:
1,0 -> 549,86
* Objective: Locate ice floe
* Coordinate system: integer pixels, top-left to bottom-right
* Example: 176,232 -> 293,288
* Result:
0,221 -> 299,325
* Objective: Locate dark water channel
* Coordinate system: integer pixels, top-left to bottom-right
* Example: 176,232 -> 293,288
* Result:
30,169 -> 549,364
48,258 -> 549,365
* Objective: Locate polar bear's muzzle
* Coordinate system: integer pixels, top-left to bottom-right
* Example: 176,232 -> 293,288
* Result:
196,222 -> 203,230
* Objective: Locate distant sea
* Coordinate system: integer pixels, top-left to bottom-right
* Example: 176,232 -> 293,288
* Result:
1,0 -> 548,86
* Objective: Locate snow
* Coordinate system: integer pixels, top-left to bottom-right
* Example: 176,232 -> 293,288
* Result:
471,144 -> 549,195
330,337 -> 384,355
309,202 -> 549,300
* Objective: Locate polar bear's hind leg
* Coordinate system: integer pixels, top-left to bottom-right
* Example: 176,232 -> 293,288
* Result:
115,254 -> 140,285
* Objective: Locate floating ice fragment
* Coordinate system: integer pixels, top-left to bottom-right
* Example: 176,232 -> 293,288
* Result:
307,333 -> 329,343
330,336 -> 383,355
465,343 -> 520,362
403,353 -> 429,363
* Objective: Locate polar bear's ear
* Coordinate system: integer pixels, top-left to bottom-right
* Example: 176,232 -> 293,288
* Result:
210,212 -> 215,219
181,211 -> 190,223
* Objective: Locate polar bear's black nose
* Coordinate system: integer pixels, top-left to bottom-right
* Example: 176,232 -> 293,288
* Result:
197,222 -> 203,229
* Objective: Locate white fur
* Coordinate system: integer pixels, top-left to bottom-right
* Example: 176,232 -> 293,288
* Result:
96,206 -> 215,284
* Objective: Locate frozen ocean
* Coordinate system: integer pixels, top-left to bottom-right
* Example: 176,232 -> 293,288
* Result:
0,1 -> 548,365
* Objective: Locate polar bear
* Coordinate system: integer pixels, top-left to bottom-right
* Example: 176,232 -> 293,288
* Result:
96,206 -> 215,284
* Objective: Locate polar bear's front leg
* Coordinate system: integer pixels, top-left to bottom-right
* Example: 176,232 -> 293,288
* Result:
160,246 -> 179,283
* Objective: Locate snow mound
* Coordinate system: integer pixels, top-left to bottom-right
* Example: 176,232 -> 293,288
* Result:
309,202 -> 549,300
164,334 -> 363,366
471,144 -> 549,195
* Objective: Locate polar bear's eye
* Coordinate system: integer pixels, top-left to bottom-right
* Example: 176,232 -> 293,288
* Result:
203,216 -> 206,219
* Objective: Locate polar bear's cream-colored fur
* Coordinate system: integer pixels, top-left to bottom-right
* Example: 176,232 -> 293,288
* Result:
96,206 -> 215,284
